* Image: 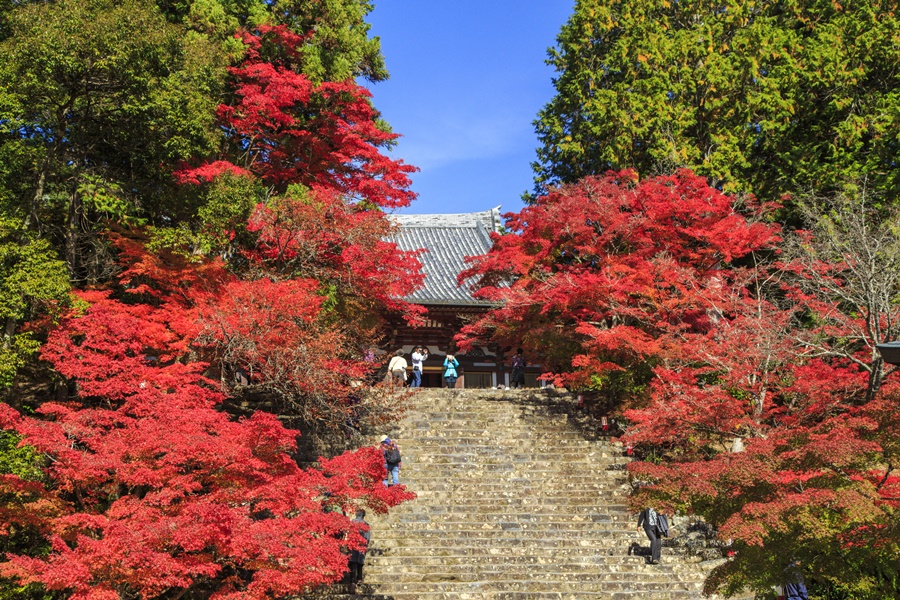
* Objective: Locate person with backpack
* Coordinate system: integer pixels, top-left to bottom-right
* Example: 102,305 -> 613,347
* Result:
637,506 -> 668,564
380,435 -> 402,486
387,350 -> 407,387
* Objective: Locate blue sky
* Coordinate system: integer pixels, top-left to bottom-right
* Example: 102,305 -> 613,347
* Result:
366,1 -> 574,216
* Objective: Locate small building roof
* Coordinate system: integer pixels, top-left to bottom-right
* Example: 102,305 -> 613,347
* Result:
390,207 -> 501,306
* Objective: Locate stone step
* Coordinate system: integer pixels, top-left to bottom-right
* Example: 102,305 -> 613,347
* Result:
395,492 -> 627,505
398,480 -> 627,491
405,492 -> 632,505
400,413 -> 571,423
389,474 -> 626,485
379,507 -> 618,526
377,519 -> 650,533
327,585 -> 716,600
366,549 -> 689,564
350,581 -> 706,595
382,508 -> 625,520
362,556 -> 708,581
370,535 -> 658,548
395,438 -> 601,446
397,478 -> 625,488
400,462 -> 625,471
367,547 -> 691,563
398,454 -> 628,465
363,578 -> 706,592
365,556 -> 698,571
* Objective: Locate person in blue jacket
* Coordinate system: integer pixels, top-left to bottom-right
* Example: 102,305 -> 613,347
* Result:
443,353 -> 460,389
783,561 -> 808,600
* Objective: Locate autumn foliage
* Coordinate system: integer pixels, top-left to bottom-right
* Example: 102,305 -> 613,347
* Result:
458,169 -> 779,388
0,9 -> 424,597
170,23 -> 425,425
0,272 -> 414,599
459,171 -> 900,597
177,25 -> 417,210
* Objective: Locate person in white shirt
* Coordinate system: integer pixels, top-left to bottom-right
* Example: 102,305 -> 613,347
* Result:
387,350 -> 407,387
410,346 -> 428,388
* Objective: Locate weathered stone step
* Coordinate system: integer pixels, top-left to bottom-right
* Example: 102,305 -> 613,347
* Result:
402,443 -> 618,451
395,424 -> 591,438
401,412 -> 571,422
356,581 -> 706,595
383,507 -> 623,520
367,555 -> 702,571
364,572 -> 707,587
406,491 -> 632,505
323,594 -> 713,600
388,511 -> 623,523
399,454 -> 627,465
399,481 -> 627,492
398,453 -> 626,465
400,473 -> 627,483
376,529 -> 652,554
365,556 -> 701,571
399,462 -> 622,472
366,538 -> 700,573
378,519 -> 648,532
397,476 -> 624,487
382,495 -> 631,508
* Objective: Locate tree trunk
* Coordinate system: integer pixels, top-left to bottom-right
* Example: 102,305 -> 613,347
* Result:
65,189 -> 82,281
866,356 -> 884,402
25,163 -> 47,232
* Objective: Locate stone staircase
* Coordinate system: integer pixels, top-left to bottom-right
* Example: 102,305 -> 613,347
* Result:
316,388 -> 732,600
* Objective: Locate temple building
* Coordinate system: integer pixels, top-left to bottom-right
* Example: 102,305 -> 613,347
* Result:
384,208 -> 541,388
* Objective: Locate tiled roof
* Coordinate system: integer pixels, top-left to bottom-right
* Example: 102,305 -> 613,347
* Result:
389,207 -> 501,306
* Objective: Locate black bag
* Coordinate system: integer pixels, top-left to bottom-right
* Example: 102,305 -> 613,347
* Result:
384,447 -> 401,465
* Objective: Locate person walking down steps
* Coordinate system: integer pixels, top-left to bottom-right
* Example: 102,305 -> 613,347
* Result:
637,506 -> 668,564
380,435 -> 402,486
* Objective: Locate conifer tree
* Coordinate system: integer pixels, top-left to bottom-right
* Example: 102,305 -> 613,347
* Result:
534,0 -> 900,208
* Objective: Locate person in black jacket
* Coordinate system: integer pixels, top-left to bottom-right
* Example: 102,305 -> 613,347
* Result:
347,509 -> 370,593
637,507 -> 664,564
380,435 -> 401,486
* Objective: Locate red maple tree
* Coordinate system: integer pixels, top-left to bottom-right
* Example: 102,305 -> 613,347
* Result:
457,169 -> 780,393
458,171 -> 900,595
1,13 -> 425,600
176,24 -> 417,210
0,270 -> 414,599
169,24 -> 425,419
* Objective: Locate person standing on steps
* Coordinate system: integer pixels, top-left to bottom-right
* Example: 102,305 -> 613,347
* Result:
410,345 -> 429,388
510,348 -> 526,389
347,509 -> 370,593
782,560 -> 809,600
637,506 -> 668,564
380,435 -> 402,486
443,353 -> 460,389
387,350 -> 407,387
